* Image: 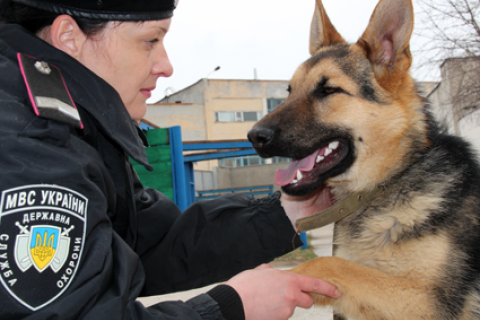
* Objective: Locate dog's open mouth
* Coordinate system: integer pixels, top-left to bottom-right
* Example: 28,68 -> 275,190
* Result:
276,139 -> 350,196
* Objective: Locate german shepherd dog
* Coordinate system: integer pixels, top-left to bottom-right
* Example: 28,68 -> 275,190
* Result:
248,0 -> 480,318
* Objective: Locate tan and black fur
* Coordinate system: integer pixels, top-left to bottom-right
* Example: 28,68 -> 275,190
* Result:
248,0 -> 480,319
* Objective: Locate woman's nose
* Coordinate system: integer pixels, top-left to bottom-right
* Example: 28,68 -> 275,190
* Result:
152,48 -> 174,78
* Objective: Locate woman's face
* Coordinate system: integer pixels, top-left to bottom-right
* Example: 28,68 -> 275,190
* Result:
78,19 -> 173,120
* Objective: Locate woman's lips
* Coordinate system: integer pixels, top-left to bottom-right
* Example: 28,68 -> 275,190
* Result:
141,87 -> 154,98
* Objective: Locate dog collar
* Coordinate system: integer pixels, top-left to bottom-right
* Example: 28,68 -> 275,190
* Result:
296,183 -> 387,232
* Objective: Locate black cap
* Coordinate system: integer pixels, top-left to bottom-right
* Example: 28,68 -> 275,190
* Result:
11,0 -> 177,21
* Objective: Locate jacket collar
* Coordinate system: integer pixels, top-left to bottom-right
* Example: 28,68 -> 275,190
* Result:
0,24 -> 151,168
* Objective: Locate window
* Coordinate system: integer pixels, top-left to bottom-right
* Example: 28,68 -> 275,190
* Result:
219,156 -> 290,168
220,155 -> 267,167
267,98 -> 285,113
271,157 -> 290,164
215,111 -> 262,122
221,158 -> 236,167
243,111 -> 259,122
216,112 -> 236,122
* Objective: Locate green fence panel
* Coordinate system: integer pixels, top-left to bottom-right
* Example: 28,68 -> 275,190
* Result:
133,161 -> 172,174
145,128 -> 169,145
146,145 -> 171,164
131,128 -> 175,202
137,171 -> 173,193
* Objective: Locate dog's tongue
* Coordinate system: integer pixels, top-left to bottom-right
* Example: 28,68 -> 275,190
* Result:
275,153 -> 317,186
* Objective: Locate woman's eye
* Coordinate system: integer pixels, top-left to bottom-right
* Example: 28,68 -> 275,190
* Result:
147,38 -> 160,45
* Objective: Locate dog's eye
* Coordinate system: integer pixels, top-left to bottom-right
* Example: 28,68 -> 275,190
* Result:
287,85 -> 292,94
314,85 -> 342,99
324,87 -> 336,94
313,77 -> 344,99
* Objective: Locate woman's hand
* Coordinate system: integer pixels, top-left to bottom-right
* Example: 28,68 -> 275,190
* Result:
226,264 -> 340,320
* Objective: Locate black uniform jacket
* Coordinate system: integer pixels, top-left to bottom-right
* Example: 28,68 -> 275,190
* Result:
0,24 -> 301,319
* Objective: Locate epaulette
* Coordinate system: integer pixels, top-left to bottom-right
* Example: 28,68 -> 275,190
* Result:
17,53 -> 83,129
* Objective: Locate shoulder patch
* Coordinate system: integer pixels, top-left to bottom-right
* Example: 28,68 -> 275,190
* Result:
0,185 -> 87,311
17,53 -> 83,129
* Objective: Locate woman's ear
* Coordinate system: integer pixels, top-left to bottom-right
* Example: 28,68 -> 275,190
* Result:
49,15 -> 87,59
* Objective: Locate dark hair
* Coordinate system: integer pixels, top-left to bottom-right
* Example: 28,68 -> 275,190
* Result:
0,1 -> 107,36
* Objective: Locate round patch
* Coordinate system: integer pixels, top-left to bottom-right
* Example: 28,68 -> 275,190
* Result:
0,185 -> 87,311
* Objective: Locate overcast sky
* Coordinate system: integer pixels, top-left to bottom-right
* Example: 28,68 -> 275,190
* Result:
148,0 -> 427,103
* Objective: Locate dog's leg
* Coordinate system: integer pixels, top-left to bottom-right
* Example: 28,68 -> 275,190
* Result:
290,257 -> 435,320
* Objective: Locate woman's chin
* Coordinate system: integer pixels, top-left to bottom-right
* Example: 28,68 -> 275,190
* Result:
126,100 -> 148,121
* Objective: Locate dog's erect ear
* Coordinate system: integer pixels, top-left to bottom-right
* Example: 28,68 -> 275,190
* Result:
357,0 -> 414,82
309,0 -> 346,55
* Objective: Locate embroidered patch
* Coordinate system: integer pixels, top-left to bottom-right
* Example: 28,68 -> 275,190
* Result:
0,185 -> 87,311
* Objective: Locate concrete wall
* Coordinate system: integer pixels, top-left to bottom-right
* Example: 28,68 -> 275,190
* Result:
458,109 -> 480,157
216,162 -> 287,192
145,103 -> 207,141
264,81 -> 290,98
161,80 -> 205,104
428,82 -> 456,134
428,57 -> 480,156
208,80 -> 264,98
194,170 -> 217,191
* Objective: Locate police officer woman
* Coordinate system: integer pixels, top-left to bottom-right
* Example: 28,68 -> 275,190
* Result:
0,0 -> 339,319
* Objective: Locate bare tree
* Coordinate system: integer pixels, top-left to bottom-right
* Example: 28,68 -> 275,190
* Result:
413,0 -> 480,134
413,0 -> 480,76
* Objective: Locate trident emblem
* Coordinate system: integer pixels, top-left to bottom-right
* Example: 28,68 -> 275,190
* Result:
14,223 -> 71,273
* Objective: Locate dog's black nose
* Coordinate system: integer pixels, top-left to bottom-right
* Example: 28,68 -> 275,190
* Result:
248,127 -> 275,149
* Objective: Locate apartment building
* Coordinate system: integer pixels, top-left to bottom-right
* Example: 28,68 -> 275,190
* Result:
428,57 -> 480,153
144,78 -> 290,190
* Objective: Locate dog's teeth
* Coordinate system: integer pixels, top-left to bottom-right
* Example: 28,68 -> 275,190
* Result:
316,155 -> 325,163
329,141 -> 339,150
324,148 -> 332,156
291,179 -> 298,184
297,170 -> 303,181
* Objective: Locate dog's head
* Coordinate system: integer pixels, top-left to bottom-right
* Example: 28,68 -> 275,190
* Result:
248,0 -> 428,198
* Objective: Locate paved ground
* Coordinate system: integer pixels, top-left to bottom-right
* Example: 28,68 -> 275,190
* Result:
138,224 -> 335,319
